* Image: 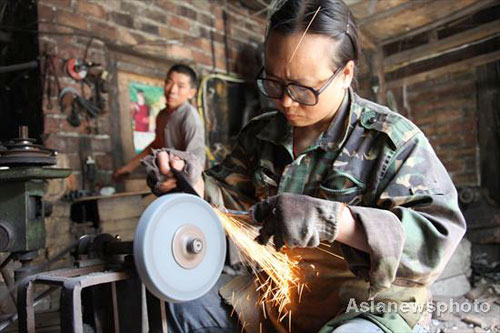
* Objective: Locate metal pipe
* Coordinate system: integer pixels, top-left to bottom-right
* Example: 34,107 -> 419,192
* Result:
0,61 -> 38,74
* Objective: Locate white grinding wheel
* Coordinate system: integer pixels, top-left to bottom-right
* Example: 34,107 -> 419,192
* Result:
134,193 -> 226,303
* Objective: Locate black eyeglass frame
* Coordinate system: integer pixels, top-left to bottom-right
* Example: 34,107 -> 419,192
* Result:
256,64 -> 345,106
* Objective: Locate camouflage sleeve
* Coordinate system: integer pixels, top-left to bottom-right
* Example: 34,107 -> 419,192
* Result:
346,132 -> 466,298
203,127 -> 258,211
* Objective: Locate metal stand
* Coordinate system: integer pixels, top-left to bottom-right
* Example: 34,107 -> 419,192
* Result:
17,265 -> 131,333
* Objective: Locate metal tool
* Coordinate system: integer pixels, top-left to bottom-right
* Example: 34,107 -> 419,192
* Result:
134,193 -> 226,303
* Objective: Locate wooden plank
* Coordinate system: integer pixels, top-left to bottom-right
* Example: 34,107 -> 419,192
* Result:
72,190 -> 151,203
381,0 -> 497,44
358,0 -> 419,25
97,194 -> 145,221
387,49 -> 500,88
360,0 -> 478,42
476,61 -> 500,204
384,19 -> 500,72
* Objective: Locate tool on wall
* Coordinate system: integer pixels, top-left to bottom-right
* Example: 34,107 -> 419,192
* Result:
58,86 -> 101,127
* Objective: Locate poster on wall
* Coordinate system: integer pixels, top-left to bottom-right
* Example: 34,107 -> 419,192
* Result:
128,82 -> 165,153
117,71 -> 166,157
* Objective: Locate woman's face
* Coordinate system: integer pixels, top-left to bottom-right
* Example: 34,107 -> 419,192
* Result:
264,31 -> 353,128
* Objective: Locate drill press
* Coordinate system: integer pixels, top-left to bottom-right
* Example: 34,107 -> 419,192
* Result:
0,126 -> 71,280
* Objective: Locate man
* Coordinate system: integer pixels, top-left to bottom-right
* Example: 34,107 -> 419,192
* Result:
113,64 -> 205,181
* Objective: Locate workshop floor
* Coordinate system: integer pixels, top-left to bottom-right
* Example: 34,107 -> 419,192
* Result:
429,280 -> 500,333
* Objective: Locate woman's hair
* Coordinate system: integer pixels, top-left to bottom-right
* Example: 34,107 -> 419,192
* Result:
267,0 -> 361,68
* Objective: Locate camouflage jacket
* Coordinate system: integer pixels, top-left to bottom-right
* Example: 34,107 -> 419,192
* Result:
203,89 -> 466,333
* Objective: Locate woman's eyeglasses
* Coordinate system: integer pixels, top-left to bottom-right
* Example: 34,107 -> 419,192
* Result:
256,65 -> 344,106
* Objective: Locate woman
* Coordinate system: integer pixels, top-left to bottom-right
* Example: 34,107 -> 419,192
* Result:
144,0 -> 466,332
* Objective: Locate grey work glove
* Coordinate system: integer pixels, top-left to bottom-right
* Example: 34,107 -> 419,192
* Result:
141,148 -> 202,197
251,193 -> 344,251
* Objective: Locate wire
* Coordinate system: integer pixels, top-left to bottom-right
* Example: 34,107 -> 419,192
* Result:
196,73 -> 246,165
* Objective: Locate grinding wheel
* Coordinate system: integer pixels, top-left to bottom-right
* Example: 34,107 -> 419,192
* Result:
134,194 -> 226,303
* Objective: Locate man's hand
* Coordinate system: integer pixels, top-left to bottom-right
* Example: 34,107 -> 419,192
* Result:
154,151 -> 185,193
112,165 -> 132,182
251,193 -> 345,251
141,148 -> 203,197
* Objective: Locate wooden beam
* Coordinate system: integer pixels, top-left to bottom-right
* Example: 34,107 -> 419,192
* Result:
358,0 -> 419,25
349,0 -> 410,21
381,0 -> 497,45
359,30 -> 376,50
374,47 -> 387,105
360,0 -> 480,43
384,19 -> 500,72
386,49 -> 500,88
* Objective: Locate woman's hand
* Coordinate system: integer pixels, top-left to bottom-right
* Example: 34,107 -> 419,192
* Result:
250,193 -> 345,251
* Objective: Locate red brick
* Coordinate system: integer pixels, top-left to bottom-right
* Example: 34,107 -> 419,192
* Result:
111,12 -> 134,28
139,22 -> 159,35
38,4 -> 56,21
95,154 -> 113,170
116,27 -> 139,46
452,172 -> 478,186
190,38 -> 212,53
159,26 -> 183,40
40,0 -> 71,8
57,44 -> 85,61
43,134 -> 80,153
441,159 -> 464,173
165,44 -> 193,60
57,10 -> 88,31
42,96 -> 59,114
154,0 -> 175,12
145,8 -> 167,23
76,1 -> 106,19
44,116 -> 61,134
97,116 -> 111,134
177,6 -> 197,20
168,15 -> 190,31
191,49 -> 212,67
88,21 -> 118,41
448,120 -> 476,134
215,17 -> 224,31
90,137 -> 112,153
198,13 -> 213,27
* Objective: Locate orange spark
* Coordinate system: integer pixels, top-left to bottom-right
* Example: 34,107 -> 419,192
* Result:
214,210 -> 303,322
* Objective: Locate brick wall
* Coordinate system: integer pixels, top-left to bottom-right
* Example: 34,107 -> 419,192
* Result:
37,0 -> 266,250
390,70 -> 479,186
39,0 -> 265,183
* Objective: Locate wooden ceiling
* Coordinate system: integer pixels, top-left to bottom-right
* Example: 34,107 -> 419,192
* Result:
346,0 -> 495,46
241,0 -> 497,47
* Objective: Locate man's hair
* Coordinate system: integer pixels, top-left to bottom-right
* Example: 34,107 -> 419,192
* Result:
167,64 -> 198,89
